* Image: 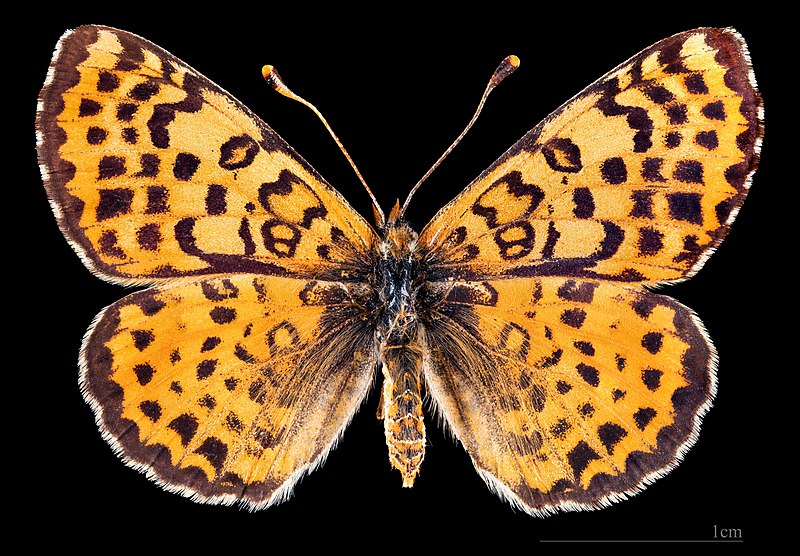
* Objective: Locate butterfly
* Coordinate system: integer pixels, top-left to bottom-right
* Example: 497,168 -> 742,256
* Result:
36,25 -> 761,515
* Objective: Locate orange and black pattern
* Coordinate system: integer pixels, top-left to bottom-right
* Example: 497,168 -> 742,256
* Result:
37,26 -> 761,515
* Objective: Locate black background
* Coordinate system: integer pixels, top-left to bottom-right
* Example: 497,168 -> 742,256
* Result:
15,3 -> 783,549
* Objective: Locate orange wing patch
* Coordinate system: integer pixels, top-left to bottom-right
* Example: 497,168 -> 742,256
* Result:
38,26 -> 376,285
420,29 -> 760,285
423,277 -> 713,514
83,274 -> 376,508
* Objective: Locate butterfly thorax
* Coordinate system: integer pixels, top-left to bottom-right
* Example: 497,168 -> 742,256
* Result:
375,221 -> 426,486
377,222 -> 421,341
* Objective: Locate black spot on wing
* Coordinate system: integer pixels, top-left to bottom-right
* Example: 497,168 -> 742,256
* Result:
86,126 -> 107,145
642,332 -> 663,354
139,400 -> 162,422
572,187 -> 595,218
684,73 -> 708,94
667,193 -> 703,224
96,188 -> 133,220
133,363 -> 155,385
674,160 -> 704,184
168,413 -> 199,446
195,437 -> 228,472
173,152 -> 200,181
131,329 -> 154,351
98,156 -> 126,180
600,157 -> 627,184
633,407 -> 657,430
567,441 -> 600,480
667,103 -> 688,124
205,184 -> 227,215
642,368 -> 663,391
116,103 -> 137,122
630,190 -> 656,218
557,281 -> 596,303
137,154 -> 160,178
197,359 -> 218,380
129,81 -> 159,102
665,131 -> 681,148
597,423 -> 627,455
695,130 -> 719,150
576,363 -> 600,387
638,227 -> 664,256
136,223 -> 161,251
145,185 -> 168,213
702,100 -> 726,120
201,337 -> 221,352
79,98 -> 101,117
210,307 -> 237,324
641,158 -> 667,183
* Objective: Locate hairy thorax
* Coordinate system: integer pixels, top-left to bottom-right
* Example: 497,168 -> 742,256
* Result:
377,223 -> 421,343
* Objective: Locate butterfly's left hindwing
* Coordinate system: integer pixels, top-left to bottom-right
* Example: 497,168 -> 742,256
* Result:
83,274 -> 376,509
37,25 -> 377,285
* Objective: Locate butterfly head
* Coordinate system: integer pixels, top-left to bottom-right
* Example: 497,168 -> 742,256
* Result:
381,215 -> 418,262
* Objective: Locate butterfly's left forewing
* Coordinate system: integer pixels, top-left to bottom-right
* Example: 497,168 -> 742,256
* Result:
38,25 -> 377,285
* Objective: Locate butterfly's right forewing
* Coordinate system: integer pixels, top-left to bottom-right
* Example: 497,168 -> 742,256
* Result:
420,28 -> 761,286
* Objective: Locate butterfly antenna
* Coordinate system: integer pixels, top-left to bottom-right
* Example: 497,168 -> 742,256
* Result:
263,65 -> 386,227
399,55 -> 520,219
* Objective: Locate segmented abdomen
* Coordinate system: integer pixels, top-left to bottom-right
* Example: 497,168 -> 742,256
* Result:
380,346 -> 425,487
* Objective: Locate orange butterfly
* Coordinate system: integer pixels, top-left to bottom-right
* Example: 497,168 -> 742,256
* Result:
37,25 -> 761,515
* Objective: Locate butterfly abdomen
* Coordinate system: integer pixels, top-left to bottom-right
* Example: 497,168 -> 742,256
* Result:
380,345 -> 426,487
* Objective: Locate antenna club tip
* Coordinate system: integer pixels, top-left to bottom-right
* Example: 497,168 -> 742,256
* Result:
262,65 -> 285,91
490,55 -> 520,87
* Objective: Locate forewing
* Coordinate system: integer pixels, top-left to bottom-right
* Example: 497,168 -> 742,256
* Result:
37,25 -> 377,285
82,274 -> 376,508
420,28 -> 761,285
422,277 -> 713,514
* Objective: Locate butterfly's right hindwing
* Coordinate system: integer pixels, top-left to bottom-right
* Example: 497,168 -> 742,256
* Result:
422,277 -> 714,515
